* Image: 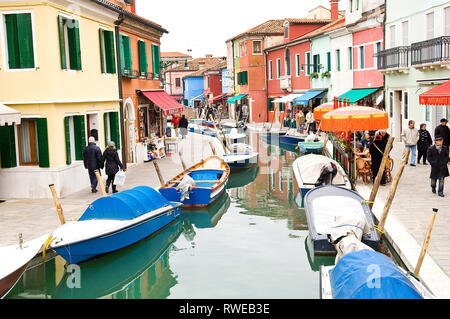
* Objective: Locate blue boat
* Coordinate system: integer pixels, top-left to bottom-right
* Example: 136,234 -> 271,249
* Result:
50,186 -> 182,264
320,250 -> 435,299
159,156 -> 230,208
279,133 -> 306,145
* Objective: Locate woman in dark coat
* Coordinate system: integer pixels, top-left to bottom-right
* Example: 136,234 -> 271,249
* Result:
427,137 -> 450,197
369,133 -> 387,185
102,141 -> 124,193
417,123 -> 433,165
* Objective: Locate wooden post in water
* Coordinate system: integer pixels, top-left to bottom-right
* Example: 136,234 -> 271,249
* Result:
369,136 -> 395,210
414,208 -> 438,278
153,160 -> 165,187
208,141 -> 217,155
210,114 -> 229,153
178,150 -> 187,171
49,184 -> 66,225
94,170 -> 107,197
377,147 -> 410,234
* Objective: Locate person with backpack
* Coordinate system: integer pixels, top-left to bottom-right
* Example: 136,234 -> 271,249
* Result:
83,136 -> 104,193
102,141 -> 124,194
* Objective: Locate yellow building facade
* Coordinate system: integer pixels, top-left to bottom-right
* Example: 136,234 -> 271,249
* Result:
0,0 -> 123,198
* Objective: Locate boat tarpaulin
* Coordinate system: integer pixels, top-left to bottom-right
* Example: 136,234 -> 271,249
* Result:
227,94 -> 247,104
0,104 -> 21,126
79,186 -> 171,221
140,90 -> 184,116
329,250 -> 423,299
419,80 -> 450,105
293,90 -> 325,105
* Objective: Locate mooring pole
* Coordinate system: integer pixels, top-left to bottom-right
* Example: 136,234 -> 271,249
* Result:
414,208 -> 439,278
153,160 -> 165,187
94,170 -> 107,197
49,184 -> 66,225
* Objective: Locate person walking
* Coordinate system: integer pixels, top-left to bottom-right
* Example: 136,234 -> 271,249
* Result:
102,141 -> 124,194
295,109 -> 305,133
427,136 -> 450,197
434,118 -> 450,151
179,114 -> 189,139
401,120 -> 419,166
369,132 -> 388,186
305,109 -> 315,134
417,123 -> 433,165
83,136 -> 104,193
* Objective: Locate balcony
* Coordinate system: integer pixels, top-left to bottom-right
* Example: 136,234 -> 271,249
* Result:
410,36 -> 450,70
376,46 -> 410,75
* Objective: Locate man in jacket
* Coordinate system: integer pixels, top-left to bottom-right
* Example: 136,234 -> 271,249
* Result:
435,119 -> 450,150
427,136 -> 450,197
295,109 -> 306,133
83,136 -> 104,193
179,114 -> 189,139
401,120 -> 419,166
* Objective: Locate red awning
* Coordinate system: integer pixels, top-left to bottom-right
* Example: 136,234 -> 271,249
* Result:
419,80 -> 450,105
140,90 -> 184,116
208,94 -> 227,103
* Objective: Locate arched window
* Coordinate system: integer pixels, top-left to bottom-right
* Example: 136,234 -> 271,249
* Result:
285,48 -> 291,76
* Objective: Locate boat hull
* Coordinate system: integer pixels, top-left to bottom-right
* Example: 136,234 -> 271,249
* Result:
0,264 -> 28,299
52,205 -> 182,264
159,184 -> 225,208
222,153 -> 258,170
279,135 -> 306,145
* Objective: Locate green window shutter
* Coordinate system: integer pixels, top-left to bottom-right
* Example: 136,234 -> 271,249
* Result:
0,125 -> 17,168
138,40 -> 148,77
36,118 -> 50,168
67,19 -> 81,70
109,112 -> 120,150
16,13 -> 35,69
64,117 -> 71,165
104,112 -> 109,146
99,29 -> 105,73
268,98 -> 274,112
156,45 -> 161,76
5,14 -> 20,69
123,36 -> 132,74
58,16 -> 67,70
120,35 -> 125,75
152,44 -> 160,77
244,71 -> 248,84
73,115 -> 86,161
104,31 -> 116,74
327,52 -> 331,71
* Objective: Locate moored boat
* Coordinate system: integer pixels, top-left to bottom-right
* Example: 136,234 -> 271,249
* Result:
50,186 -> 182,264
0,237 -> 44,299
279,129 -> 307,145
293,154 -> 352,196
320,250 -> 435,299
159,156 -> 230,208
220,143 -> 258,170
303,186 -> 380,255
297,141 -> 323,154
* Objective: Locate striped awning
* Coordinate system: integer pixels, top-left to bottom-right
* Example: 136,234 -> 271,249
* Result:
0,103 -> 21,126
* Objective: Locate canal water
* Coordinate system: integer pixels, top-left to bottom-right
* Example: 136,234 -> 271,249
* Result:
6,134 -> 335,299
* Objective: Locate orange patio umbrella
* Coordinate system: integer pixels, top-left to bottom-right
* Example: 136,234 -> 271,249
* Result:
321,105 -> 389,132
313,101 -> 334,121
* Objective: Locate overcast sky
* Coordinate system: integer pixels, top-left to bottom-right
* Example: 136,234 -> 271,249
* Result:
136,0 -> 347,58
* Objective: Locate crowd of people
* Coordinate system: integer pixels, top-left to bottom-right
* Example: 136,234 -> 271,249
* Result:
283,107 -> 316,134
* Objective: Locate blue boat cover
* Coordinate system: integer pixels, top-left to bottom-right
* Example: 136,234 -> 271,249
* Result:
329,250 -> 423,299
79,186 -> 172,221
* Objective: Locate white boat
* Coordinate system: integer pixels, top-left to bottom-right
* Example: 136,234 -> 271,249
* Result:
293,154 -> 352,196
0,236 -> 44,298
220,143 -> 258,170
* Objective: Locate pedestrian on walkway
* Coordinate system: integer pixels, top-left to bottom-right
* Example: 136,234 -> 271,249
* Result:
427,136 -> 450,197
435,118 -> 450,150
171,114 -> 180,137
306,109 -> 315,133
242,103 -> 249,123
417,123 -> 433,165
83,136 -> 104,193
179,114 -> 189,139
401,120 -> 419,166
369,132 -> 387,186
102,141 -> 124,194
295,109 -> 305,133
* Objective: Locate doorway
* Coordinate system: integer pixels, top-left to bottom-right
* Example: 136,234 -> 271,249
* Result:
86,113 -> 100,143
124,99 -> 136,164
392,90 -> 403,138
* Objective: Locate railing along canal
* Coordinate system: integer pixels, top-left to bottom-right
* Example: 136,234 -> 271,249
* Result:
328,134 -> 356,184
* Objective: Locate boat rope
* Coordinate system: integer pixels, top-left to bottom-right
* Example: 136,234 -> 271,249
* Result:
373,225 -> 385,235
42,235 -> 56,262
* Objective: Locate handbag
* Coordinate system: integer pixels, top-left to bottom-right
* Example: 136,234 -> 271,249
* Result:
114,169 -> 126,186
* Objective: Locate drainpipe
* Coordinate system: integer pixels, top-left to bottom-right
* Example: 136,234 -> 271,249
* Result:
115,12 -> 127,170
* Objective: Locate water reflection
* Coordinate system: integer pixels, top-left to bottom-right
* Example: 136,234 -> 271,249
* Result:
183,193 -> 231,229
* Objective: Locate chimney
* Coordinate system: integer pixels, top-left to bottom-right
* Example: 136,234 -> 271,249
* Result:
330,0 -> 339,20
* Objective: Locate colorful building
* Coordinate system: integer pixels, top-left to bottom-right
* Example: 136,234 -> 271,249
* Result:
0,0 -> 124,199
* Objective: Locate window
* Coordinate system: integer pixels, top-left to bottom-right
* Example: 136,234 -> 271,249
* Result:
175,77 -> 181,87
3,13 -> 35,69
120,34 -> 132,75
279,102 -> 285,112
285,48 -> 291,76
151,44 -> 161,78
327,52 -> 331,72
269,60 -> 273,80
207,76 -> 210,89
404,92 -> 409,119
295,54 -> 300,77
253,40 -> 262,54
285,25 -> 289,39
426,12 -> 434,40
104,112 -> 121,150
348,47 -> 353,70
99,28 -> 116,74
57,16 -> 81,70
402,21 -> 409,46
238,71 -> 248,85
375,42 -> 382,68
276,59 -> 281,78
425,105 -> 430,121
313,54 -> 320,73
336,50 -> 340,72
268,98 -> 275,111
389,25 -> 396,48
0,125 -> 17,168
305,52 -> 311,75
17,118 -> 49,167
138,40 -> 148,77
445,7 -> 450,36
64,115 -> 86,165
389,92 -> 393,118
359,46 -> 365,69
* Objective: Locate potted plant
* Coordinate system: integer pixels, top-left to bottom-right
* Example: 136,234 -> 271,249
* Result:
309,72 -> 319,80
321,71 -> 331,78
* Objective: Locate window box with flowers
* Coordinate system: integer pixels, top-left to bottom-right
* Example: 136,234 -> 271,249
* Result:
321,71 -> 331,78
309,72 -> 319,80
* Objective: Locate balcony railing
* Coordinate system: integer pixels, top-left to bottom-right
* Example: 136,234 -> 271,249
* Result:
411,36 -> 450,66
376,46 -> 409,70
